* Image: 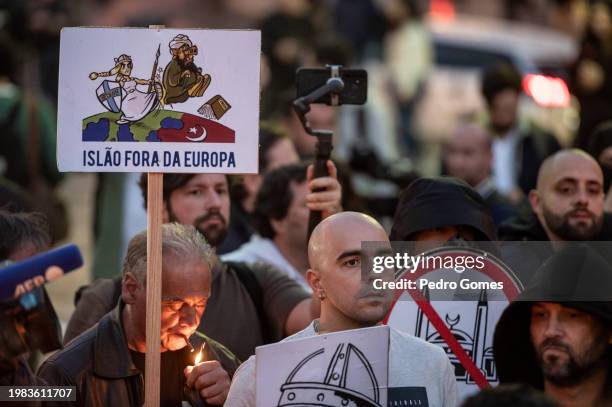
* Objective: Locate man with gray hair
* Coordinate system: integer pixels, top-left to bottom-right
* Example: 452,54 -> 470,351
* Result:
38,223 -> 240,406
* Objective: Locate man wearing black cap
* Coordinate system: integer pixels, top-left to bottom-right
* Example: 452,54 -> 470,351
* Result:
494,245 -> 612,407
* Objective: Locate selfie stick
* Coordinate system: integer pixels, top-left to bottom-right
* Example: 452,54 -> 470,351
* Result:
293,65 -> 344,239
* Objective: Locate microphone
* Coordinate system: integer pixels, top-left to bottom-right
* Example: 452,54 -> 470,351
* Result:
0,244 -> 84,301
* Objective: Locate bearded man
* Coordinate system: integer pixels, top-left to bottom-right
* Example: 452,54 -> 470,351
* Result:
500,149 -> 610,242
498,149 -> 612,282
494,245 -> 612,407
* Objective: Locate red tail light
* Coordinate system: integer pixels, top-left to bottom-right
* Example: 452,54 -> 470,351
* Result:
430,0 -> 455,21
522,74 -> 571,108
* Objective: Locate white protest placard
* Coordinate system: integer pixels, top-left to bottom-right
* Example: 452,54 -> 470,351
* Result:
255,325 -> 389,407
384,247 -> 523,401
58,27 -> 260,173
387,298 -> 508,400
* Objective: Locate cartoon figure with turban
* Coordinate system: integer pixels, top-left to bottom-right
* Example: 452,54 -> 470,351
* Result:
162,34 -> 211,104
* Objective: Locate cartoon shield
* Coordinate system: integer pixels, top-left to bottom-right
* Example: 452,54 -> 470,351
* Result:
96,80 -> 125,113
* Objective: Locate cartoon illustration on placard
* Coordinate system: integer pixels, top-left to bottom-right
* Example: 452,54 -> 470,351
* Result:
414,288 -> 499,385
276,343 -> 382,407
162,34 -> 210,104
82,34 -> 233,143
384,246 -> 523,400
89,52 -> 161,124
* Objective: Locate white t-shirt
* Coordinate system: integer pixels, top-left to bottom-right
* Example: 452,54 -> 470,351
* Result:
225,321 -> 458,407
222,234 -> 311,292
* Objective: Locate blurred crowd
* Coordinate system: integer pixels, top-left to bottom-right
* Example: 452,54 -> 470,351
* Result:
1,0 -> 612,406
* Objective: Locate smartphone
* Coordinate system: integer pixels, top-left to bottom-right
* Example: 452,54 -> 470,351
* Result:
296,67 -> 368,105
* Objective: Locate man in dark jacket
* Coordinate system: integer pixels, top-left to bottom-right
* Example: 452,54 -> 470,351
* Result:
508,149 -> 606,242
481,63 -> 560,203
494,245 -> 612,406
498,149 -> 612,282
39,224 -> 240,406
443,121 -> 519,225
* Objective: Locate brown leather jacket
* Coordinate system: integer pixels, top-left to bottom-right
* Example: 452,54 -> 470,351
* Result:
37,302 -> 240,406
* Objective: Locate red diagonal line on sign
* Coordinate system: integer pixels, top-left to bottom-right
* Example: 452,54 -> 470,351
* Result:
408,288 -> 490,390
382,248 -> 523,390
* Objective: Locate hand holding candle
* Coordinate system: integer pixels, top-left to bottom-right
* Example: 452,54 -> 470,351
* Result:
184,343 -> 230,406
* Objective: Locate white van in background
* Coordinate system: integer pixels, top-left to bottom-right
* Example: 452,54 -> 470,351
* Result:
415,14 -> 579,147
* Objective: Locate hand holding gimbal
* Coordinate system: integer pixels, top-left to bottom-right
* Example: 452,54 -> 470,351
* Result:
292,65 -> 367,237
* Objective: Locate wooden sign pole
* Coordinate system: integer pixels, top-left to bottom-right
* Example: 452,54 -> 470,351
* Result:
145,172 -> 163,407
144,25 -> 165,407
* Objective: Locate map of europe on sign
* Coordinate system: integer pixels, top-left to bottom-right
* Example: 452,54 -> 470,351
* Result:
58,27 -> 260,172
